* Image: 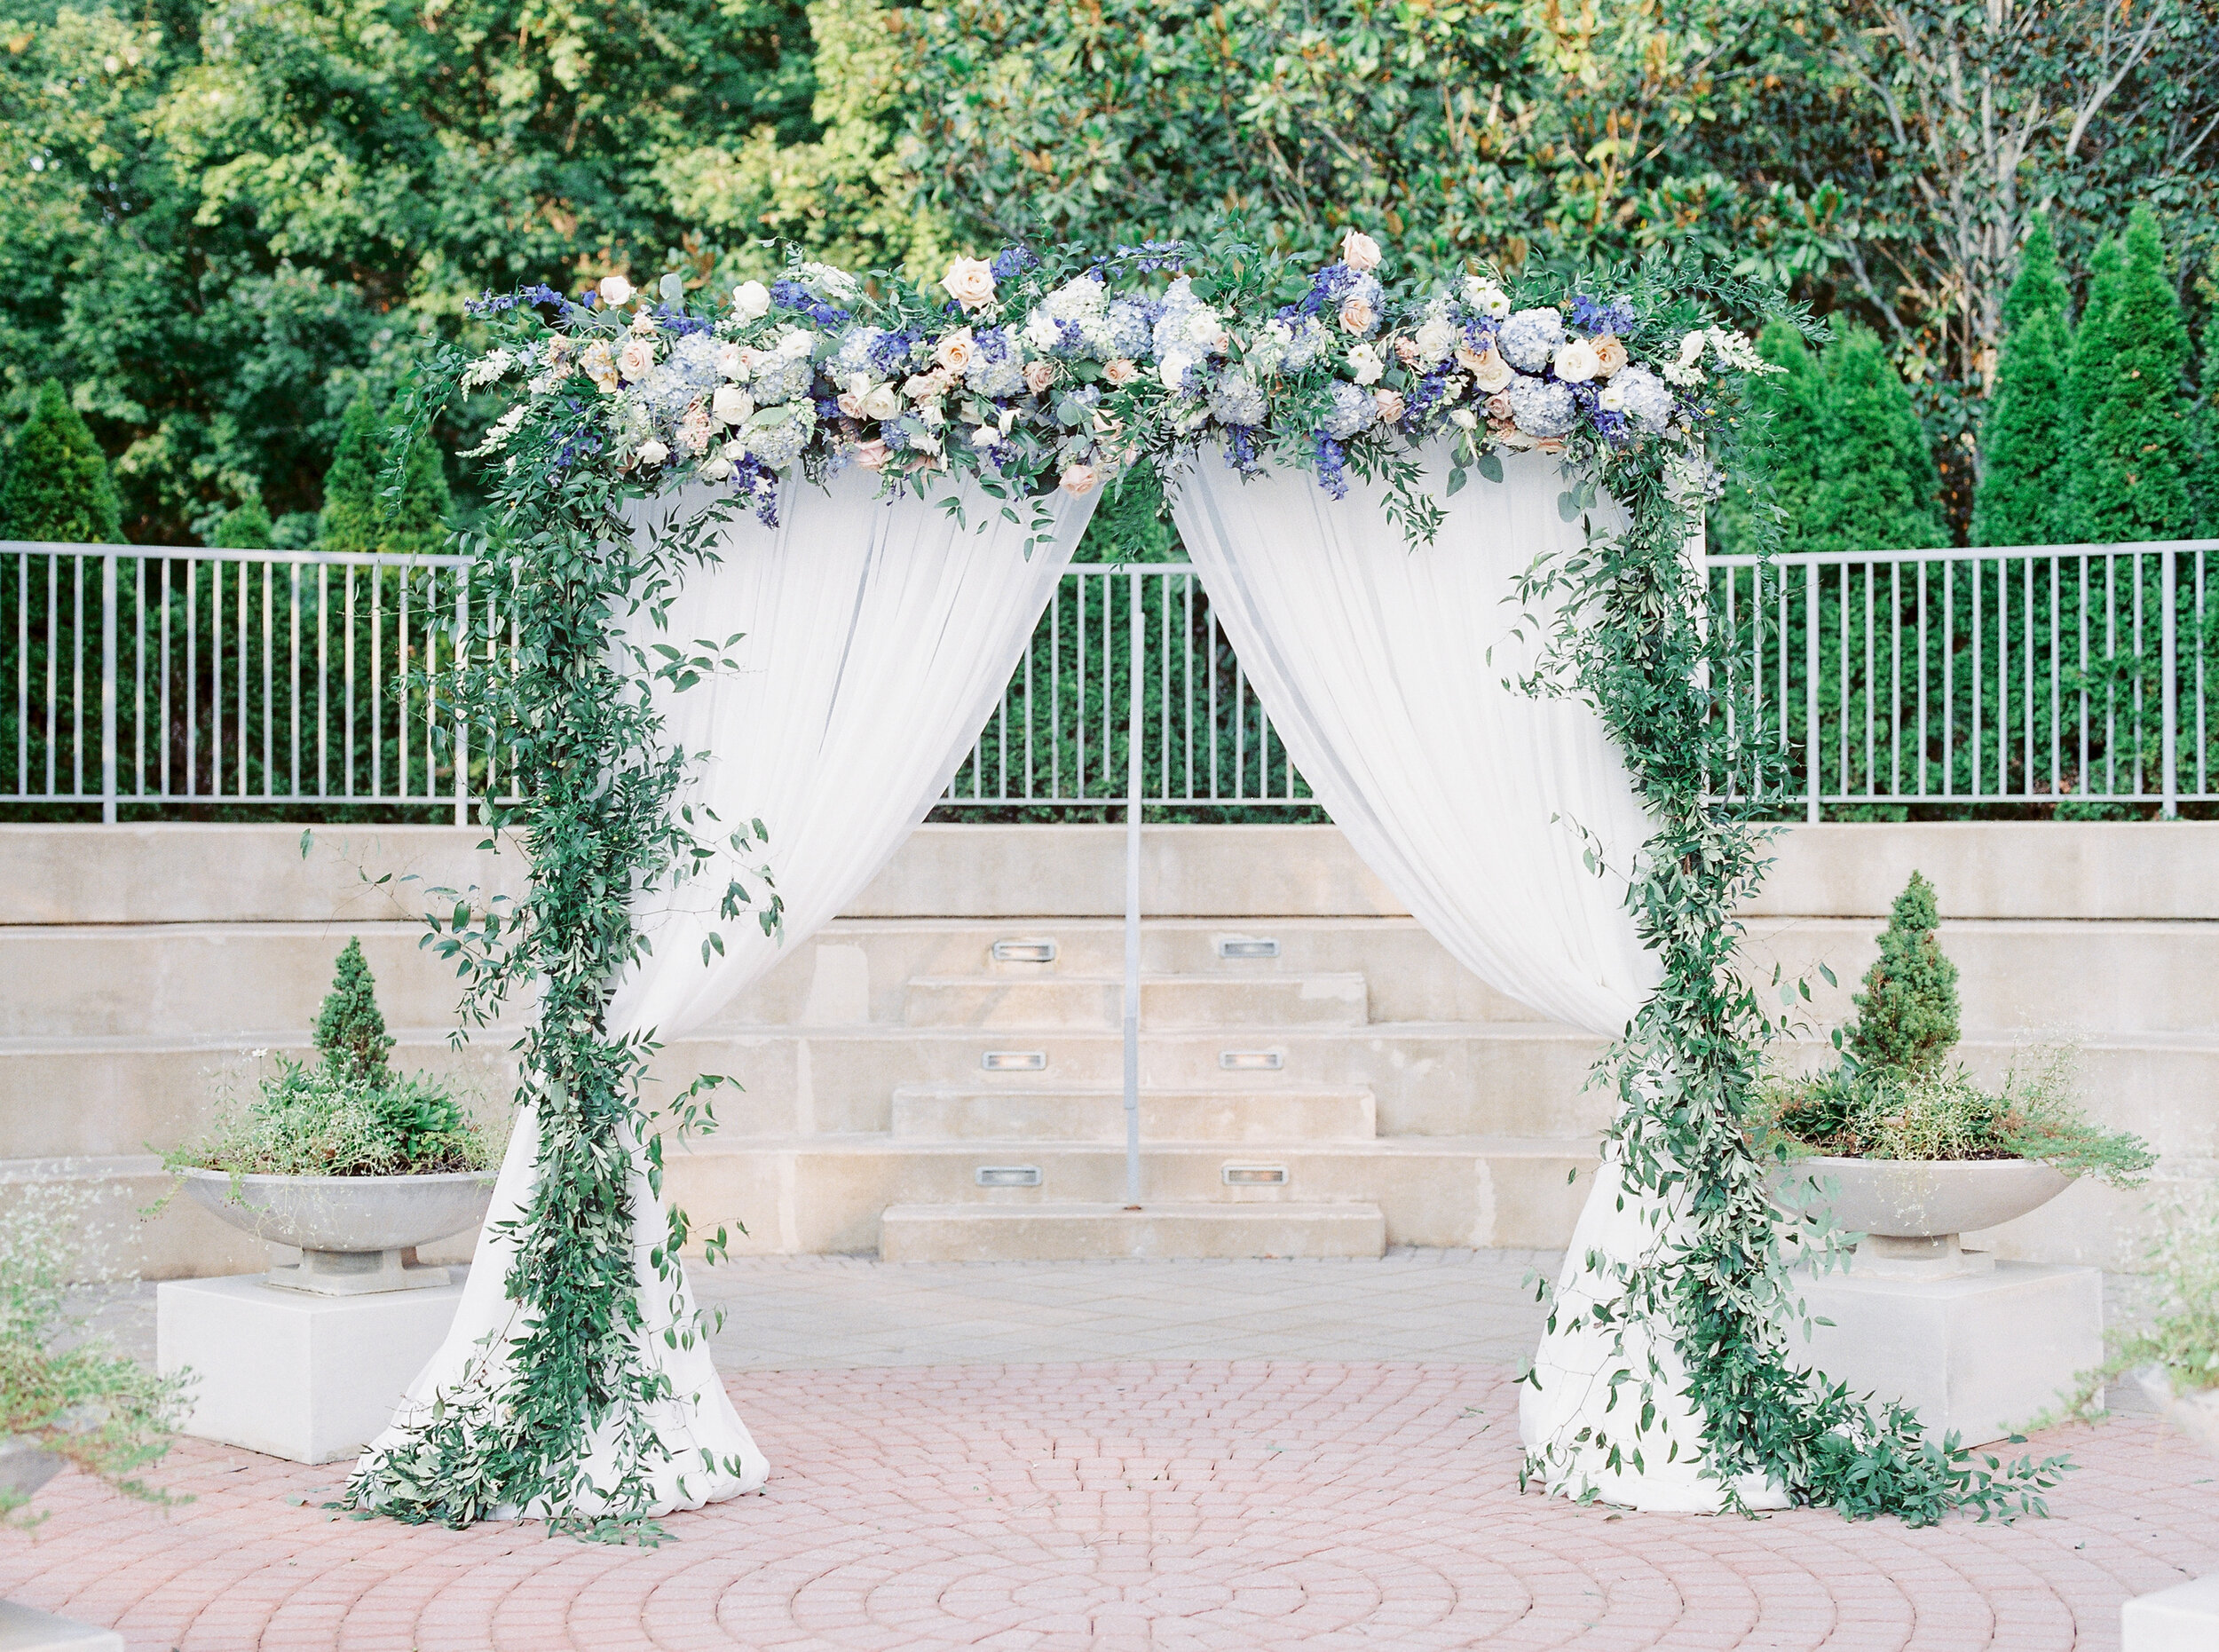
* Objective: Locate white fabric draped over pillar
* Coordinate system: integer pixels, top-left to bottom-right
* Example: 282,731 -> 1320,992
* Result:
1170,442 -> 1781,1512
364,467 -> 1098,1516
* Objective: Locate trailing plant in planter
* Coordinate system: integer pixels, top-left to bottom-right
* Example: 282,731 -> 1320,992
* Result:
0,1190 -> 189,1527
169,939 -> 492,1178
2057,1186 -> 2219,1440
1756,873 -> 2153,1186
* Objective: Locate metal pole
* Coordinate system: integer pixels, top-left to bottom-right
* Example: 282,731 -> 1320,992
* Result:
100,550 -> 116,824
2160,546 -> 2178,819
1804,560 -> 1820,824
454,571 -> 470,827
1123,568 -> 1144,1209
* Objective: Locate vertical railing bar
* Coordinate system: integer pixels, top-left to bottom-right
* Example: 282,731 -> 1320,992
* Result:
1890,562 -> 1901,797
398,565 -> 410,798
1916,562 -> 1929,798
43,554 -> 58,796
344,567 -> 356,798
453,569 -> 470,825
2104,554 -> 2118,797
14,551 -> 26,794
318,565 -> 330,797
1970,555 -> 1983,797
263,562 -> 274,798
1022,599 -> 1035,802
212,561 -> 225,798
2160,544 -> 2178,818
1158,569 -> 1171,802
160,558 -> 172,798
1995,551 -> 2007,799
71,553 -> 84,798
1836,562 -> 1848,801
1100,569 -> 1114,804
1804,560 -> 1819,822
99,550 -> 116,821
134,556 -> 146,801
1862,561 -> 1875,796
2197,549 -> 2208,798
1208,605 -> 1221,800
1942,560 -> 1954,798
186,559 -> 200,797
2049,556 -> 2061,798
289,565 -> 301,799
2079,554 -> 2090,802
1234,649 -> 1249,802
1048,585 -> 1061,800
1075,573 -> 1087,797
234,556 -> 248,797
371,567 -> 383,799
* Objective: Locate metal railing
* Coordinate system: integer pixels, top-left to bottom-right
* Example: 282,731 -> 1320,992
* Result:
6,538 -> 2213,823
937,565 -> 1315,814
1711,541 -> 2215,819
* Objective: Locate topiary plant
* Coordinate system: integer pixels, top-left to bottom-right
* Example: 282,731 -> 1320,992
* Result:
0,379 -> 122,543
1844,870 -> 1961,1078
314,937 -> 394,1086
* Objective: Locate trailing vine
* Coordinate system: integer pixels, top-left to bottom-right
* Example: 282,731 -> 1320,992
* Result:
351,229 -> 2066,1537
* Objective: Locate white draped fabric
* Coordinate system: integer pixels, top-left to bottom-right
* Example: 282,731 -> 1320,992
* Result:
1170,443 -> 1784,1513
366,466 -> 1098,1516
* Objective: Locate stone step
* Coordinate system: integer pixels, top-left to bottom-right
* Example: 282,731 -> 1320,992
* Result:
658,1135 -> 1597,1256
900,972 -> 1369,1031
878,1201 -> 1387,1262
888,1085 -> 1378,1143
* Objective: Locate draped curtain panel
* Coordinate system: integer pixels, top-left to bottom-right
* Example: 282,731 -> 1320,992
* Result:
366,468 -> 1099,1515
1171,443 -> 1780,1512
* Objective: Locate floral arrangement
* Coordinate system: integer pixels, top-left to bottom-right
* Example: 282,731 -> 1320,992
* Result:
454,229 -> 1776,539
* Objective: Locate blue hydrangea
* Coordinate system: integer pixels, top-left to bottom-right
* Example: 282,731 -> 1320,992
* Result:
669,332 -> 723,385
1604,365 -> 1676,433
1282,317 -> 1327,372
1322,381 -> 1378,439
1102,298 -> 1156,360
1207,367 -> 1267,428
965,328 -> 1027,399
742,404 -> 815,469
1497,309 -> 1566,375
1507,373 -> 1578,438
750,346 -> 817,407
831,328 -> 891,382
635,365 -> 699,421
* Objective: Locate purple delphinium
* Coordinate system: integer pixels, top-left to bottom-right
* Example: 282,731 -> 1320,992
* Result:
1568,294 -> 1637,336
770,279 -> 848,328
1312,432 -> 1349,500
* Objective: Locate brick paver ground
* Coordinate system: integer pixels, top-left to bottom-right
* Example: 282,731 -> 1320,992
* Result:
14,1252 -> 2213,1649
4,1361 -> 2215,1651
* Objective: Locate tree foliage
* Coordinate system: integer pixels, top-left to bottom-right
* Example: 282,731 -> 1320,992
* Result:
320,394 -> 451,556
1972,217 -> 2073,548
1807,326 -> 1948,556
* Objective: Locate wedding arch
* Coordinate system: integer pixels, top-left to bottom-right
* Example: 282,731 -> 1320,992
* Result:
348,232 -> 2062,1535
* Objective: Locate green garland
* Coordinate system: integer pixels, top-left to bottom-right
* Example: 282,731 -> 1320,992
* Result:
347,230 -> 2066,1537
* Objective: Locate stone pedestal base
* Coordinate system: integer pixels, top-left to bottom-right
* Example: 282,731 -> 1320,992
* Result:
156,1272 -> 465,1465
0,1601 -> 122,1650
2123,1575 -> 2219,1650
1791,1260 -> 2101,1447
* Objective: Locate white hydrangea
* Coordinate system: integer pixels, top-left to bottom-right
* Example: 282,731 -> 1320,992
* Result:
738,402 -> 817,468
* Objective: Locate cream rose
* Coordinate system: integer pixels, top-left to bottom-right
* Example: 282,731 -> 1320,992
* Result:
1103,358 -> 1140,387
1591,335 -> 1628,379
712,383 -> 753,425
1339,295 -> 1376,336
1059,463 -> 1099,497
860,383 -> 901,422
1485,391 -> 1515,422
1449,407 -> 1480,431
1373,389 -> 1407,423
1466,347 -> 1514,394
856,439 -> 892,471
1552,339 -> 1601,384
1024,359 -> 1058,394
1341,229 -> 1383,273
580,341 -> 619,393
730,280 -> 771,322
616,336 -> 657,383
597,274 -> 634,307
934,328 -> 976,375
1346,342 -> 1385,385
942,257 -> 997,311
636,438 -> 669,468
904,369 -> 951,401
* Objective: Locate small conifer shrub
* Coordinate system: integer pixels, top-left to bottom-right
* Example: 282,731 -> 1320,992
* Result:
0,380 -> 122,543
1844,870 -> 1960,1077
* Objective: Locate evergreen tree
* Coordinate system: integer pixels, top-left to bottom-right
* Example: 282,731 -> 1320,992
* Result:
1716,320 -> 1829,554
1972,216 -> 2071,549
209,495 -> 274,549
318,393 -> 451,557
1845,871 -> 1961,1077
314,937 -> 394,1085
1807,325 -> 1948,555
2061,205 -> 2199,544
0,381 -> 122,543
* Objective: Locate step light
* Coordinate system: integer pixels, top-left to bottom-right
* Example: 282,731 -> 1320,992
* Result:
1215,937 -> 1281,960
1222,1164 -> 1289,1187
975,1165 -> 1042,1188
981,1049 -> 1048,1071
991,939 -> 1059,964
1219,1050 -> 1283,1071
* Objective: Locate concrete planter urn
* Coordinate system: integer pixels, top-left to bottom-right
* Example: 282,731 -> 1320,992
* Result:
178,1167 -> 494,1296
1775,1156 -> 2073,1278
0,1438 -> 62,1505
2137,1367 -> 2219,1454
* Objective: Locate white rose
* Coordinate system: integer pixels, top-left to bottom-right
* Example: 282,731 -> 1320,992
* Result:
1449,408 -> 1479,431
904,369 -> 951,401
1341,229 -> 1383,273
730,281 -> 771,322
617,337 -> 657,383
715,342 -> 747,380
1339,295 -> 1376,336
1346,342 -> 1385,385
636,438 -> 669,468
942,257 -> 997,311
1677,332 -> 1708,368
1552,339 -> 1601,383
1186,309 -> 1225,348
699,453 -> 734,483
1060,463 -> 1099,496
1461,278 -> 1511,319
860,383 -> 901,421
597,274 -> 634,307
1597,383 -> 1627,413
968,423 -> 1001,450
1414,316 -> 1460,367
712,383 -> 753,424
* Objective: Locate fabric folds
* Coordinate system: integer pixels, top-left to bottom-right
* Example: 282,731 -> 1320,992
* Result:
364,465 -> 1097,1517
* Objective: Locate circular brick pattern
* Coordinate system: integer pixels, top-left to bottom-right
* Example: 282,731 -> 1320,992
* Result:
3,1362 -> 2215,1650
